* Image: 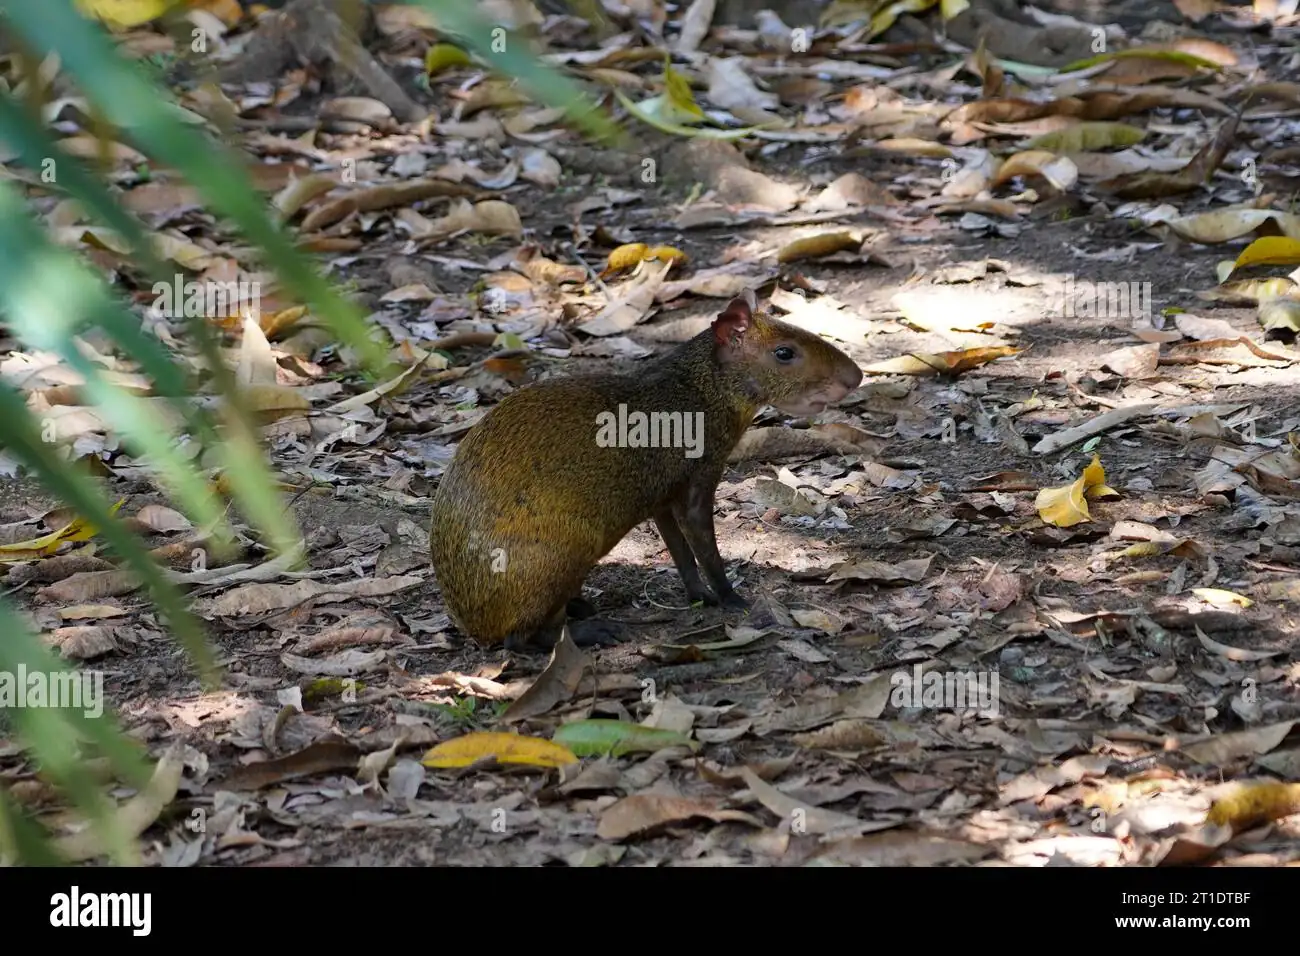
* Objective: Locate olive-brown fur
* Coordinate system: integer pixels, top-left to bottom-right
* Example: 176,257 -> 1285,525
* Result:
428,296 -> 862,648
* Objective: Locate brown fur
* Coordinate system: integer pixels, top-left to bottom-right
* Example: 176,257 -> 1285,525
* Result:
428,294 -> 862,647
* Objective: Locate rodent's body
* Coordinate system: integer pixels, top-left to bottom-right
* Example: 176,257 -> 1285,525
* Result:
429,293 -> 862,649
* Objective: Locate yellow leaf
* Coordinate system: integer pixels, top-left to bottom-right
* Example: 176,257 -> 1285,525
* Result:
663,60 -> 704,120
1035,476 -> 1090,527
1192,588 -> 1253,608
1036,455 -> 1114,527
614,89 -> 771,140
75,0 -> 177,28
1207,780 -> 1300,830
425,44 -> 472,75
1081,454 -> 1106,490
421,731 -> 578,769
940,0 -> 969,17
646,245 -> 688,267
1231,236 -> 1300,274
602,243 -> 651,275
777,232 -> 862,263
1119,542 -> 1163,558
0,499 -> 125,560
869,0 -> 937,40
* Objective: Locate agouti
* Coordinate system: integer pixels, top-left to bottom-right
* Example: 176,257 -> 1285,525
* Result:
428,291 -> 863,652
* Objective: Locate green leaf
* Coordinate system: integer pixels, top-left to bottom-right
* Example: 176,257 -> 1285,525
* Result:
3,0 -> 392,379
552,719 -> 699,757
614,89 -> 772,140
0,600 -> 147,865
0,379 -> 217,684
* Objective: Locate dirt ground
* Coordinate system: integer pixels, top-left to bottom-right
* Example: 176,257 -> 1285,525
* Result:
5,0 -> 1300,867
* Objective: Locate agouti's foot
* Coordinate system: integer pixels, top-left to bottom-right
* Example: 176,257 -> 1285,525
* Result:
567,618 -> 627,647
504,619 -> 627,653
717,589 -> 750,611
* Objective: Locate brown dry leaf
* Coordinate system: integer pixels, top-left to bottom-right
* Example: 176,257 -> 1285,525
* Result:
827,554 -> 932,584
757,674 -> 895,735
1174,313 -> 1241,340
134,505 -> 192,534
46,625 -> 117,660
861,346 -> 1021,377
806,829 -> 992,866
223,736 -> 362,790
1098,110 -> 1239,199
737,767 -> 870,835
1195,626 -> 1283,662
1100,343 -> 1160,379
1181,721 -> 1296,765
791,719 -> 888,750
597,794 -> 764,841
991,151 -> 1078,191
273,173 -> 338,221
1173,0 -> 1219,21
299,180 -> 479,231
578,259 -> 674,336
51,744 -> 187,863
195,575 -> 422,617
58,604 -> 128,621
36,570 -> 141,602
499,626 -> 589,723
803,172 -> 899,212
280,649 -> 387,677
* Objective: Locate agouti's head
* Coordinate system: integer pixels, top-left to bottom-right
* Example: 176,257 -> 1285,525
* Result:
712,291 -> 862,416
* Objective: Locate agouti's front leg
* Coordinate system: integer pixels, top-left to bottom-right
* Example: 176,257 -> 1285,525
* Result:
677,481 -> 749,610
652,506 -> 714,605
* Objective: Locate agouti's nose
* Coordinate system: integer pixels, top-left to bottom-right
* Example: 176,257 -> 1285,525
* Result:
839,361 -> 863,391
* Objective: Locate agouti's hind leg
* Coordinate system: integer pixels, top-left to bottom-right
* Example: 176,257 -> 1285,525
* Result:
678,484 -> 749,610
652,506 -> 715,605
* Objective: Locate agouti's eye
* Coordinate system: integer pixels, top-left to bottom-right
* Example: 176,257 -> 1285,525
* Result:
773,346 -> 797,362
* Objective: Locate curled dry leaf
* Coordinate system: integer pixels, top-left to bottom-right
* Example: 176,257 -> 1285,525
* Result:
1180,720 -> 1295,765
827,554 -> 933,584
499,626 -> 588,723
597,794 -> 764,841
1194,625 -> 1282,662
992,151 -> 1078,191
861,346 -> 1022,377
52,744 -> 186,863
1035,454 -> 1118,528
1162,208 -> 1300,244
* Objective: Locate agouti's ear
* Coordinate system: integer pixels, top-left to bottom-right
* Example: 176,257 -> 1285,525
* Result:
713,295 -> 752,349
